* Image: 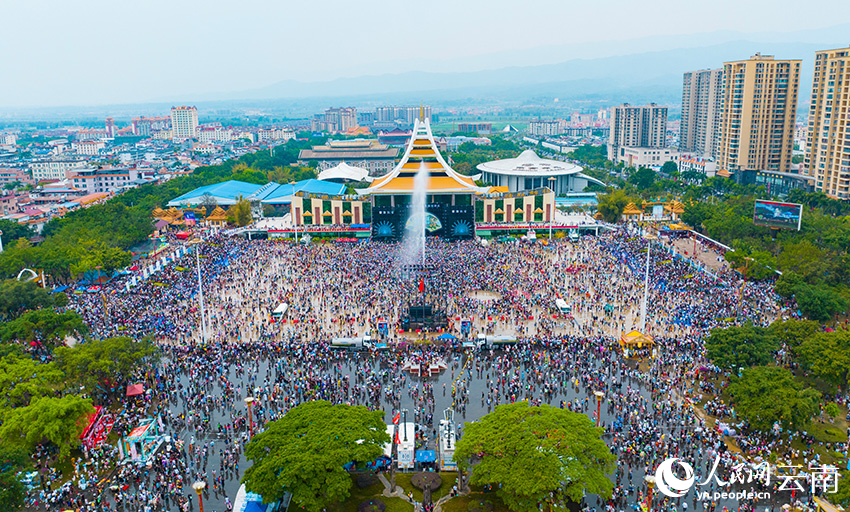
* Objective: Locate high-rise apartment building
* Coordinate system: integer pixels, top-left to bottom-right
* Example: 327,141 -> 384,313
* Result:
607,103 -> 668,162
374,106 -> 432,128
805,46 -> 850,199
680,69 -> 724,158
171,106 -> 199,139
311,107 -> 357,133
716,54 -> 800,180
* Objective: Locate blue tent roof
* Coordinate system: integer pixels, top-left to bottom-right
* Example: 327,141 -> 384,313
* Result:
257,179 -> 346,204
167,180 -> 265,206
244,502 -> 268,512
416,450 -> 436,462
437,333 -> 457,340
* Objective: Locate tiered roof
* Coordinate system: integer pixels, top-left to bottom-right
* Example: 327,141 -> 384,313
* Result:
206,206 -> 228,222
622,202 -> 643,215
362,117 -> 487,195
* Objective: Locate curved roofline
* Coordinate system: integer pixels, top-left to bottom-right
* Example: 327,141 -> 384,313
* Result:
476,149 -> 584,177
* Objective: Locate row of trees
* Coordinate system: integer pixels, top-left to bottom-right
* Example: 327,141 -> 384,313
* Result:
243,401 -> 613,512
0,280 -> 157,510
705,319 -> 850,430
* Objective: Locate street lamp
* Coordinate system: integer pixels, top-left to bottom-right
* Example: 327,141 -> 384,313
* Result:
0,229 -> 4,253
402,408 -> 409,441
244,396 -> 255,437
548,176 -> 556,241
290,181 -> 298,243
192,481 -> 206,512
187,238 -> 208,345
640,234 -> 656,333
644,475 -> 656,512
593,390 -> 604,426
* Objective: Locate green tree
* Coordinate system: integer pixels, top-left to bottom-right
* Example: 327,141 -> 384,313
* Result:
242,401 -> 389,511
797,330 -> 850,392
0,354 -> 64,409
628,167 -> 656,190
704,324 -> 778,369
0,309 -> 87,354
596,190 -> 631,223
0,395 -> 95,459
227,196 -> 253,227
0,219 -> 35,248
794,284 -> 848,323
660,161 -> 678,176
454,402 -> 615,511
728,366 -> 820,431
54,337 -> 158,402
766,318 -> 819,352
0,280 -> 52,319
0,445 -> 29,511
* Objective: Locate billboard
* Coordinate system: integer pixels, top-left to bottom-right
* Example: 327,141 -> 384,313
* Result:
753,200 -> 802,230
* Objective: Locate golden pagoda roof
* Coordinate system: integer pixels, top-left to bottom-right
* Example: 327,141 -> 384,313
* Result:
152,207 -> 167,218
593,212 -> 603,220
361,117 -> 487,195
342,210 -> 352,216
494,208 -> 505,214
533,207 -> 544,214
206,206 -> 228,221
622,202 -> 643,215
664,200 -> 685,214
302,210 -> 313,217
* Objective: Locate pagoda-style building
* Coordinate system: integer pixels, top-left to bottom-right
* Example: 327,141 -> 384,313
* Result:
360,115 -> 487,239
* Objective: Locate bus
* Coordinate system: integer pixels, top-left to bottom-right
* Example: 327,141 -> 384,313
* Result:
555,299 -> 571,314
271,303 -> 288,320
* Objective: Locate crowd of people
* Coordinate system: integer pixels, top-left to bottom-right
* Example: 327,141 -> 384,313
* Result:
34,230 -> 841,512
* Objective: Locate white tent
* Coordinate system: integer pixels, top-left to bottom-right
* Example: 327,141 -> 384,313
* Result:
317,162 -> 373,183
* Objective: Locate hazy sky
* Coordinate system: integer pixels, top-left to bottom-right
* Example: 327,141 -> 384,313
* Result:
2,0 -> 849,108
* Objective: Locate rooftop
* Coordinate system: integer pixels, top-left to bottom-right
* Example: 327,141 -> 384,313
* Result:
476,150 -> 583,176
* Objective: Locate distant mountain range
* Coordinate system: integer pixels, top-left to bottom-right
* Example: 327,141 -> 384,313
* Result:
3,24 -> 849,120
193,24 -> 850,108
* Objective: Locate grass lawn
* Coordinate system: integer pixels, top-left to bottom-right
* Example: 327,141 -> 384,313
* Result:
329,475 -> 413,512
394,472 -> 458,503
441,492 -> 511,512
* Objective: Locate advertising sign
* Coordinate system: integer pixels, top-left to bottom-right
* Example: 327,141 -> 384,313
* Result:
753,200 -> 802,230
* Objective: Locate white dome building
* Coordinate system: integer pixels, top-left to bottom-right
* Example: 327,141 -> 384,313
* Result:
476,149 -> 605,194
317,162 -> 373,183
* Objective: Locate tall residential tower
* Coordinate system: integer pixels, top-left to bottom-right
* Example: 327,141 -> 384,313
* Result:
805,46 -> 850,199
171,106 -> 199,139
680,68 -> 724,158
716,54 -> 800,180
607,103 -> 668,162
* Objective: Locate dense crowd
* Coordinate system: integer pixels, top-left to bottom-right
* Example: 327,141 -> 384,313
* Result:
35,231 -> 840,512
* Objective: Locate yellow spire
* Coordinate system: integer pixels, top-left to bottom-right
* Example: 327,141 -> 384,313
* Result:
420,104 -> 424,122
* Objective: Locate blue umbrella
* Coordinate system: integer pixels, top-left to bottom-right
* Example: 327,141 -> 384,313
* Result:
437,333 -> 457,340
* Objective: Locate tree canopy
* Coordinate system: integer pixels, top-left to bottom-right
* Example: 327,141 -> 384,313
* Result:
454,402 -> 615,511
797,330 -> 850,392
242,401 -> 389,511
727,366 -> 821,431
0,309 -> 87,354
704,324 -> 778,369
0,395 -> 94,459
55,337 -> 158,402
0,280 -> 53,320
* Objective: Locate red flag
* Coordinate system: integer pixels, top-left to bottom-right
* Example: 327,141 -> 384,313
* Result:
392,412 -> 400,425
394,431 -> 400,444
418,277 -> 424,293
